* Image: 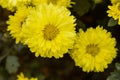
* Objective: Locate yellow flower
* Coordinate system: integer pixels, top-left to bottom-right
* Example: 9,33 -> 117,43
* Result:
30,78 -> 38,80
17,73 -> 29,80
0,0 -> 31,11
111,0 -> 120,4
107,3 -> 120,25
0,0 -> 17,11
0,0 -> 74,11
22,4 -> 76,58
17,73 -> 38,80
32,0 -> 74,7
70,26 -> 117,72
47,0 -> 74,7
7,6 -> 33,43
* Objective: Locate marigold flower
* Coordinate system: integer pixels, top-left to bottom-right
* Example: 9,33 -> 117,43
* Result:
70,26 -> 117,72
22,4 -> 76,58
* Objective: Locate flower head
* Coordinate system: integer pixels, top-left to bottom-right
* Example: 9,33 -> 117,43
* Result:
0,0 -> 17,11
0,0 -> 31,11
17,73 -> 38,80
107,3 -> 120,25
17,73 -> 29,80
7,6 -> 33,43
0,0 -> 74,11
70,26 -> 117,72
22,3 -> 76,58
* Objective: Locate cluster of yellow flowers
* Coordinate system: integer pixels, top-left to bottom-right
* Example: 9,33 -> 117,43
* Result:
6,0 -> 76,59
0,0 -> 73,11
0,0 -> 118,73
17,73 -> 38,80
107,0 -> 120,24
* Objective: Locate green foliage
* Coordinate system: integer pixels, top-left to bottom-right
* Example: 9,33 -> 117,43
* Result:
72,0 -> 91,17
116,63 -> 120,71
93,0 -> 103,4
5,55 -> 20,74
76,19 -> 86,31
107,63 -> 120,80
38,74 -> 46,80
108,18 -> 118,27
0,75 -> 4,80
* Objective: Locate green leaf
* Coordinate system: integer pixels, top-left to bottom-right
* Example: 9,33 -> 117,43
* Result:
72,0 -> 91,17
76,19 -> 86,31
107,72 -> 120,80
38,74 -> 45,80
108,18 -> 118,27
5,55 -> 20,74
107,63 -> 120,80
14,43 -> 24,52
0,75 -> 4,80
93,0 -> 103,4
115,63 -> 120,71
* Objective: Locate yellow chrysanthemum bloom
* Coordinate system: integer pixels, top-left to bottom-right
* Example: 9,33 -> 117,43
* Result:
17,73 -> 38,80
22,4 -> 76,58
17,73 -> 29,80
7,6 -> 33,43
0,0 -> 74,11
111,0 -> 120,4
107,3 -> 120,25
70,26 -> 117,72
0,0 -> 31,11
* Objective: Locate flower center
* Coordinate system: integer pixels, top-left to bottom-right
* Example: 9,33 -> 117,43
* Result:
86,44 -> 99,57
43,24 -> 59,40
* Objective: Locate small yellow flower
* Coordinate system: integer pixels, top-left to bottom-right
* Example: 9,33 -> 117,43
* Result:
7,6 -> 33,43
107,3 -> 120,24
22,3 -> 76,58
30,78 -> 38,80
17,73 -> 38,80
70,26 -> 117,72
17,73 -> 29,80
